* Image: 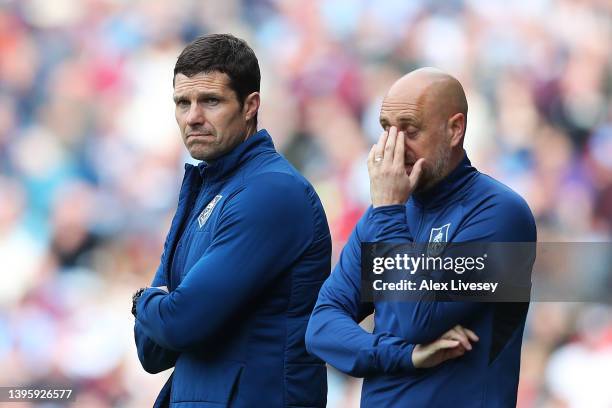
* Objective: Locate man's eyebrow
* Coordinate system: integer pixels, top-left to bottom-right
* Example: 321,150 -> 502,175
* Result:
397,115 -> 419,123
393,117 -> 421,128
173,94 -> 183,102
379,116 -> 420,126
173,92 -> 223,102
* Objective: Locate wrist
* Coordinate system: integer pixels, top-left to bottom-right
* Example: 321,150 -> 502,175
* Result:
372,194 -> 409,208
371,203 -> 407,211
373,202 -> 404,208
411,344 -> 423,368
370,204 -> 407,221
131,287 -> 147,318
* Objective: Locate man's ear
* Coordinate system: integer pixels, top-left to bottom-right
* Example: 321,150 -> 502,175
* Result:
448,112 -> 466,147
243,92 -> 260,121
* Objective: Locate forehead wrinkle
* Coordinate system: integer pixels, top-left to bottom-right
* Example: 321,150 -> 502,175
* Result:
380,102 -> 420,114
380,110 -> 420,120
173,74 -> 229,97
380,99 -> 422,122
381,99 -> 420,108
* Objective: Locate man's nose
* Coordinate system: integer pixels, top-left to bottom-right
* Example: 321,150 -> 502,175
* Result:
186,103 -> 205,126
404,139 -> 416,158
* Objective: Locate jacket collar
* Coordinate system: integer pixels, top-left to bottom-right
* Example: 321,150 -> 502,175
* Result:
411,151 -> 477,208
183,129 -> 275,182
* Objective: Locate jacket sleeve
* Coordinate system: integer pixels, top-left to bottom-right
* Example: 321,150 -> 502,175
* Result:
136,173 -> 314,351
305,212 -> 420,378
367,195 -> 536,344
134,261 -> 180,374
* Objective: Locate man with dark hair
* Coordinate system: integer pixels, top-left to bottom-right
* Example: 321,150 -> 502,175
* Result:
132,34 -> 330,408
306,68 -> 536,407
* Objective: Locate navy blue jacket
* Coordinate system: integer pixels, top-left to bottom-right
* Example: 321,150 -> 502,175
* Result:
135,130 -> 331,408
306,154 -> 536,408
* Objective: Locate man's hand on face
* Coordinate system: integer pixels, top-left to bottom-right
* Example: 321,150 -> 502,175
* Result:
367,126 -> 425,208
411,325 -> 479,369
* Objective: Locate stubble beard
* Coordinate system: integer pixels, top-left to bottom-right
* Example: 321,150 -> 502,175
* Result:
186,136 -> 219,161
414,141 -> 451,193
186,124 -> 249,162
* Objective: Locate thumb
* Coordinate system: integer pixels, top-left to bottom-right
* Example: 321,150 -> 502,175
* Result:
436,339 -> 460,350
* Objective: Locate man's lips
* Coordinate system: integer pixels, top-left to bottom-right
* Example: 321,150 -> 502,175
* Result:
187,133 -> 214,140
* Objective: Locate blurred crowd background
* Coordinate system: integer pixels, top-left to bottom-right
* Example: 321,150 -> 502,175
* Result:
0,0 -> 611,407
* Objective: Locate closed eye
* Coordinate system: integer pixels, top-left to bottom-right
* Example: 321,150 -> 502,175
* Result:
405,130 -> 419,139
399,125 -> 419,137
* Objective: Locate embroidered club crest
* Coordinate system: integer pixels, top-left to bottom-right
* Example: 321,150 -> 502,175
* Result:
197,195 -> 223,228
427,223 -> 451,256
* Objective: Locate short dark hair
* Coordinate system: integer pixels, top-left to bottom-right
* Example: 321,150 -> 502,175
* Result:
174,34 -> 260,118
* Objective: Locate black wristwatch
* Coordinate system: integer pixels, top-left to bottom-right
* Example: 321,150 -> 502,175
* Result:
132,287 -> 147,318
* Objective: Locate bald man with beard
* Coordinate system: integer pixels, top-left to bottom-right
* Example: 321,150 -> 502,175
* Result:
306,68 -> 536,407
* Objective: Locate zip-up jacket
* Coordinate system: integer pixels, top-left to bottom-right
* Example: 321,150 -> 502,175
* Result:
306,153 -> 536,408
135,129 -> 331,408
